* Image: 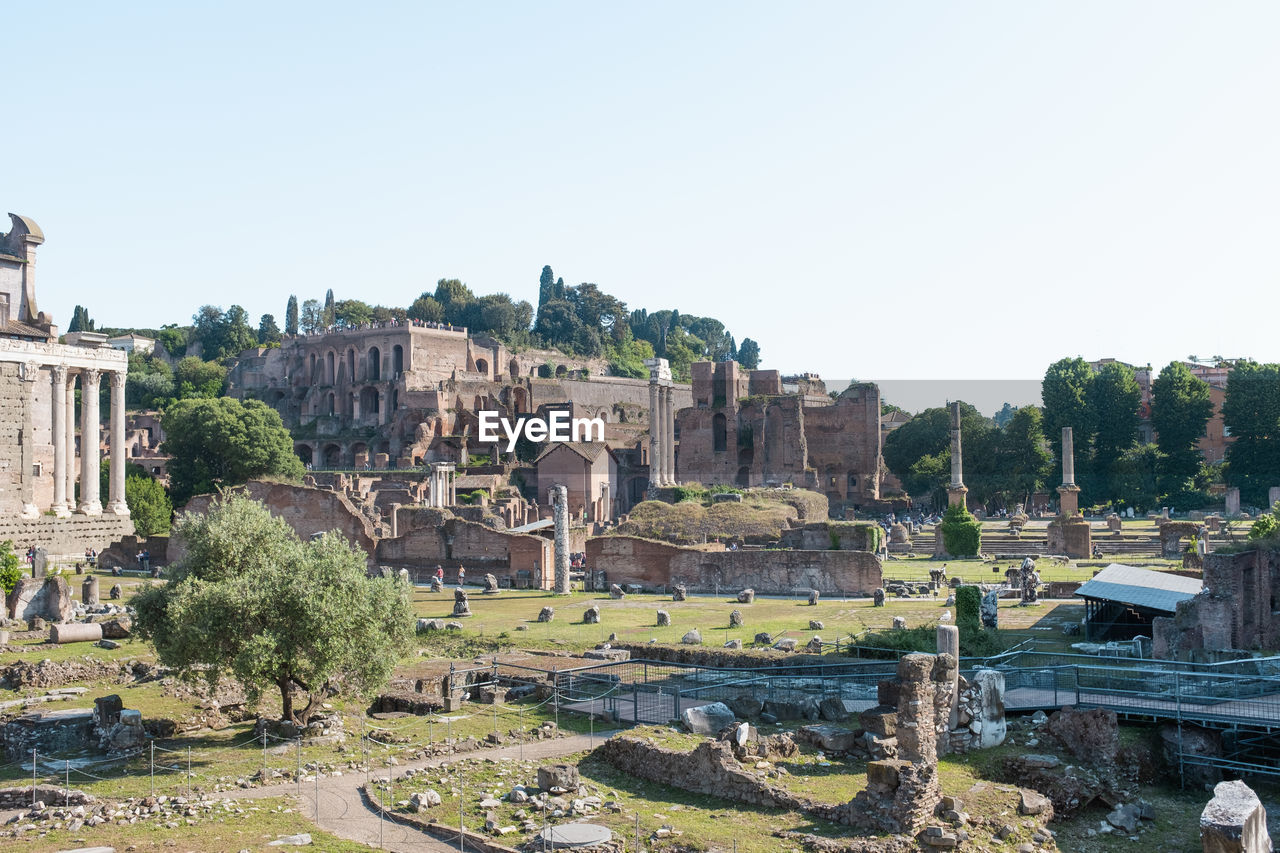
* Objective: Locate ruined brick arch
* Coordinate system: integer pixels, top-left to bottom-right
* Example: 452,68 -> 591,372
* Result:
346,348 -> 356,384
326,350 -> 335,385
368,346 -> 381,381
351,441 -> 369,462
713,412 -> 728,452
309,353 -> 318,385
736,466 -> 751,488
360,386 -> 379,416
390,388 -> 398,412
473,394 -> 485,411
376,440 -> 391,456
555,365 -> 567,378
295,444 -> 314,466
509,358 -> 520,380
392,344 -> 404,376
326,392 -> 335,416
511,386 -> 529,414
475,358 -> 488,376
321,443 -> 343,468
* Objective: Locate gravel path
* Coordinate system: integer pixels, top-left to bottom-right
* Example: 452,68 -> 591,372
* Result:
210,731 -> 617,852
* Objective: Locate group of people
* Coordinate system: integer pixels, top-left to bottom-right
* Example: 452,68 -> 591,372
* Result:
434,564 -> 466,586
301,317 -> 463,336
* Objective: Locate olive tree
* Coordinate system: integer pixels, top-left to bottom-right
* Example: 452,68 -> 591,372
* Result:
132,493 -> 413,724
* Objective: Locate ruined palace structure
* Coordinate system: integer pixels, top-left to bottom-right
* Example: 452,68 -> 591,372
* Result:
0,213 -> 134,551
1154,546 -> 1280,660
674,361 -> 882,513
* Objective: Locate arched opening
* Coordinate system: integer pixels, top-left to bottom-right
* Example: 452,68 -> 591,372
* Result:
346,348 -> 356,384
377,440 -> 391,455
326,392 -> 335,415
473,395 -> 484,411
475,358 -> 488,376
509,358 -> 520,380
555,365 -> 567,378
269,390 -> 286,411
296,445 -> 314,466
713,412 -> 728,452
392,344 -> 403,377
511,387 -> 528,414
322,444 -> 342,468
309,353 -> 318,384
347,392 -> 356,417
326,351 -> 335,384
351,442 -> 369,467
846,472 -> 858,496
368,347 -> 381,381
736,466 -> 751,488
360,386 -> 379,416
390,388 -> 398,412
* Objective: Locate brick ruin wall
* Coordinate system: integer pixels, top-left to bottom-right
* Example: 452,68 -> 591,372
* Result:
585,535 -> 882,595
1154,549 -> 1280,659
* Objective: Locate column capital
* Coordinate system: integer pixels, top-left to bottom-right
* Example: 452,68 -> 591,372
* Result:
82,367 -> 101,384
51,364 -> 67,382
109,370 -> 127,390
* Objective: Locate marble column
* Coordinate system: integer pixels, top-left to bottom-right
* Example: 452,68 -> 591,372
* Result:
78,369 -> 102,515
552,484 -> 570,594
1061,427 -> 1076,486
648,382 -> 662,487
108,371 -> 129,515
50,365 -> 70,516
662,385 -> 675,485
947,400 -> 968,508
65,371 -> 77,507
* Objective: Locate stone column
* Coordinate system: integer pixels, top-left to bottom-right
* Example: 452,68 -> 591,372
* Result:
937,624 -> 961,731
50,366 -> 70,517
108,371 -> 129,515
947,401 -> 968,508
78,369 -> 102,515
648,381 -> 662,487
82,575 -> 99,606
552,484 -> 570,594
663,385 -> 675,485
378,390 -> 388,425
65,371 -> 77,507
1061,426 -> 1076,486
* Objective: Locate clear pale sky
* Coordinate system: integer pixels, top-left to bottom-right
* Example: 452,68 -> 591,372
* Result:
7,2 -> 1277,388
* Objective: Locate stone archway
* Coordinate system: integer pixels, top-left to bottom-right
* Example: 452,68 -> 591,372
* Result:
322,443 -> 343,468
295,444 -> 314,466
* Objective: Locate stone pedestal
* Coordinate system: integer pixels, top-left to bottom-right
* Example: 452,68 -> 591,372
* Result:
1047,515 -> 1091,559
82,576 -> 99,607
947,486 -> 968,509
1058,484 -> 1080,517
1226,487 -> 1241,516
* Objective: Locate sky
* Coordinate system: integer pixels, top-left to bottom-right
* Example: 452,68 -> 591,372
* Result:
6,2 -> 1278,406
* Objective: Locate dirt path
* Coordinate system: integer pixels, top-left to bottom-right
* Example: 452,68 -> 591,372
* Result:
210,732 -> 618,852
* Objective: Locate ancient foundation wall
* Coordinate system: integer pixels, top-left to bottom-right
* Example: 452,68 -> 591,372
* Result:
586,535 -> 881,595
0,514 -> 135,555
1154,549 -> 1280,658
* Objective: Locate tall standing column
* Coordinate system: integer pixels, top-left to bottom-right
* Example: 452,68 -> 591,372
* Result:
50,366 -> 69,516
1061,426 -> 1076,486
108,371 -> 129,515
552,484 -> 570,594
648,381 -> 662,487
65,371 -> 77,508
662,385 -> 675,486
947,400 -> 968,508
79,369 -> 102,515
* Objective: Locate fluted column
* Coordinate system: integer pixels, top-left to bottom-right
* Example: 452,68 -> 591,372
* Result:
108,371 -> 129,515
50,366 -> 70,516
662,385 -> 675,485
65,371 -> 77,507
79,369 -> 102,515
648,382 -> 662,487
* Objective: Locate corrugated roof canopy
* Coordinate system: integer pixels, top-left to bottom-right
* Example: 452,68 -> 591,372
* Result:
1074,563 -> 1203,614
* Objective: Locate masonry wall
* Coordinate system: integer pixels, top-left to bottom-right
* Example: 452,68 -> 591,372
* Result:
1154,549 -> 1280,658
586,535 -> 882,595
0,362 -> 29,515
374,517 -> 553,583
0,514 -> 134,554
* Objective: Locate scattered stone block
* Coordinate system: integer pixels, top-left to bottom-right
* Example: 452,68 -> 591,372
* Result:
681,629 -> 702,645
1201,780 -> 1271,853
656,610 -> 670,627
683,702 -> 736,734
537,606 -> 554,623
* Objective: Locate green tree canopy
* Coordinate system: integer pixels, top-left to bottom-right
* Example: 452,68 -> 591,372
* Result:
161,397 -> 303,505
334,299 -> 373,328
1223,361 -> 1280,506
407,294 -> 444,323
257,313 -> 281,345
173,357 -> 227,399
0,540 -> 20,594
1089,362 -> 1142,503
299,299 -> 322,333
191,305 -> 257,360
1042,357 -> 1096,496
1151,361 -> 1213,501
285,295 -> 299,336
132,493 -> 413,724
737,338 -> 761,369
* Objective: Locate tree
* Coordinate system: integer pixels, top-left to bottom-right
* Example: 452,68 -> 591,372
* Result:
1112,444 -> 1160,511
101,461 -> 173,536
131,493 -> 413,725
1151,361 -> 1213,501
191,305 -> 256,360
299,299 -> 322,334
1042,358 -> 1096,497
173,357 -> 227,399
258,314 -> 282,345
1089,362 -> 1141,503
407,294 -> 444,323
68,305 -> 94,333
161,397 -> 304,505
992,402 -> 1016,428
538,265 -> 555,313
322,289 -> 336,327
737,338 -> 761,369
997,406 -> 1052,505
285,295 -> 299,336
0,540 -> 20,594
334,299 -> 373,328
1223,361 -> 1280,506
156,325 -> 187,359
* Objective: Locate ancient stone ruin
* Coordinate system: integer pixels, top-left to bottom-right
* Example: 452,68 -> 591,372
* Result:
1200,780 -> 1272,853
451,587 -> 472,617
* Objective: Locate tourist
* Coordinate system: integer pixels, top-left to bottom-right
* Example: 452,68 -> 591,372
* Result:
457,565 -> 466,586
435,565 -> 444,584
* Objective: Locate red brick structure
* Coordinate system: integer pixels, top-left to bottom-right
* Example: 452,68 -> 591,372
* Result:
675,361 -> 882,515
535,442 -> 618,523
1154,549 -> 1280,659
586,535 -> 881,595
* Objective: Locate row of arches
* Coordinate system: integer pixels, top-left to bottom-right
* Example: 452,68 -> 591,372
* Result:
296,439 -> 395,470
306,344 -> 404,386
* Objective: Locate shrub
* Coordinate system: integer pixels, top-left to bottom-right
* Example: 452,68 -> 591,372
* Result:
939,503 -> 982,556
955,585 -> 981,635
0,541 -> 21,594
